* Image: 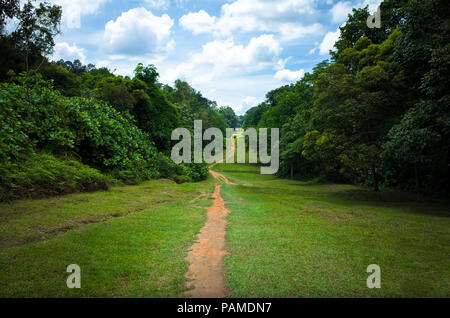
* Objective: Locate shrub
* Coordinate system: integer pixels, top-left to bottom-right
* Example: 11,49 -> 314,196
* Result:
0,73 -> 159,179
156,154 -> 208,183
0,153 -> 111,201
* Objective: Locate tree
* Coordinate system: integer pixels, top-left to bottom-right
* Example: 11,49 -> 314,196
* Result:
332,0 -> 407,59
383,0 -> 450,193
163,79 -> 227,133
40,63 -> 81,97
242,103 -> 269,129
9,0 -> 62,70
131,64 -> 179,151
305,31 -> 407,191
0,0 -> 20,35
218,106 -> 239,128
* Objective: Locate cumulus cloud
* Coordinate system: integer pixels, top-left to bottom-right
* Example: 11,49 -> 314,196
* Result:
179,0 -> 322,41
274,68 -> 305,82
189,34 -> 282,73
243,96 -> 260,106
279,23 -> 324,41
330,1 -> 353,23
318,28 -> 341,55
102,8 -> 174,57
179,10 -> 217,35
160,34 -> 285,115
51,0 -> 110,28
52,42 -> 86,63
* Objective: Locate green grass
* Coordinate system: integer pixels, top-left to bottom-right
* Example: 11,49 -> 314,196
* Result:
1,155 -> 449,298
218,162 -> 450,297
0,178 -> 215,297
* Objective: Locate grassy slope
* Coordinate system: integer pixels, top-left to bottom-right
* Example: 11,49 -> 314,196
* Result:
0,178 -> 215,297
214,162 -> 450,297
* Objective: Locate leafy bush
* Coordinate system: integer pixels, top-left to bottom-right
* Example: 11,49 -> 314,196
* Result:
0,153 -> 111,201
0,73 -> 208,200
0,73 -> 159,179
156,154 -> 208,183
111,170 -> 139,185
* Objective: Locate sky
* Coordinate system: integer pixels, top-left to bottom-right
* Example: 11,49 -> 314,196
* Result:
47,0 -> 382,115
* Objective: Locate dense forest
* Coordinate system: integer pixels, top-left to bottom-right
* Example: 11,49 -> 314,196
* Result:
0,0 -> 448,201
243,0 -> 449,195
0,0 -> 240,201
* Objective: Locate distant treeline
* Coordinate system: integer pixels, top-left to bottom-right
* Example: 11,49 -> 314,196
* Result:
0,0 -> 240,201
242,0 -> 449,195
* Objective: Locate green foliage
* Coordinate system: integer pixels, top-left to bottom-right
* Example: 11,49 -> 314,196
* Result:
332,0 -> 407,59
383,0 -> 450,193
243,0 -> 448,194
242,103 -> 269,129
163,79 -> 227,134
0,153 -> 111,201
8,0 -> 62,65
0,73 -> 160,178
218,106 -> 239,128
0,72 -> 209,200
40,63 -> 81,97
157,154 -> 208,183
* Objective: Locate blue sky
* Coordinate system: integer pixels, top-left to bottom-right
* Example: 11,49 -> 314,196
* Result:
49,0 -> 381,114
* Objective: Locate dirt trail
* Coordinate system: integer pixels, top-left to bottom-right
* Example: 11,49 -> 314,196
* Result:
185,184 -> 231,297
184,138 -> 236,298
209,167 -> 235,185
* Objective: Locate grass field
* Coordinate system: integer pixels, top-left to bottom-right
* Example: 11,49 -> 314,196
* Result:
214,162 -> 450,297
0,159 -> 449,297
0,178 -> 214,297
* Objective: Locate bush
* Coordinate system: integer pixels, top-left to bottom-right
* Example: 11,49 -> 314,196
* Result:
156,154 -> 208,183
0,153 -> 111,201
111,170 -> 139,185
0,73 -> 209,201
0,73 -> 159,179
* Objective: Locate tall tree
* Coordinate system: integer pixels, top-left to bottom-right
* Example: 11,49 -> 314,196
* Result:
332,0 -> 407,59
383,0 -> 450,193
305,31 -> 406,191
9,0 -> 62,70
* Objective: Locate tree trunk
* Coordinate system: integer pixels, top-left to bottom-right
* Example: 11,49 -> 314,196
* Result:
290,164 -> 294,180
371,164 -> 379,192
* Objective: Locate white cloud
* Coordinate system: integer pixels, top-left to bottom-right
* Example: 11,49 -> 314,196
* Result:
243,96 -> 260,106
52,42 -> 86,63
228,96 -> 260,113
330,1 -> 353,23
52,0 -> 110,29
319,28 -> 341,55
102,8 -> 174,57
161,34 -> 283,83
143,0 -> 169,10
159,34 -> 286,115
274,68 -> 305,82
191,35 -> 282,72
179,10 -> 217,35
179,0 -> 322,41
279,23 -> 324,41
